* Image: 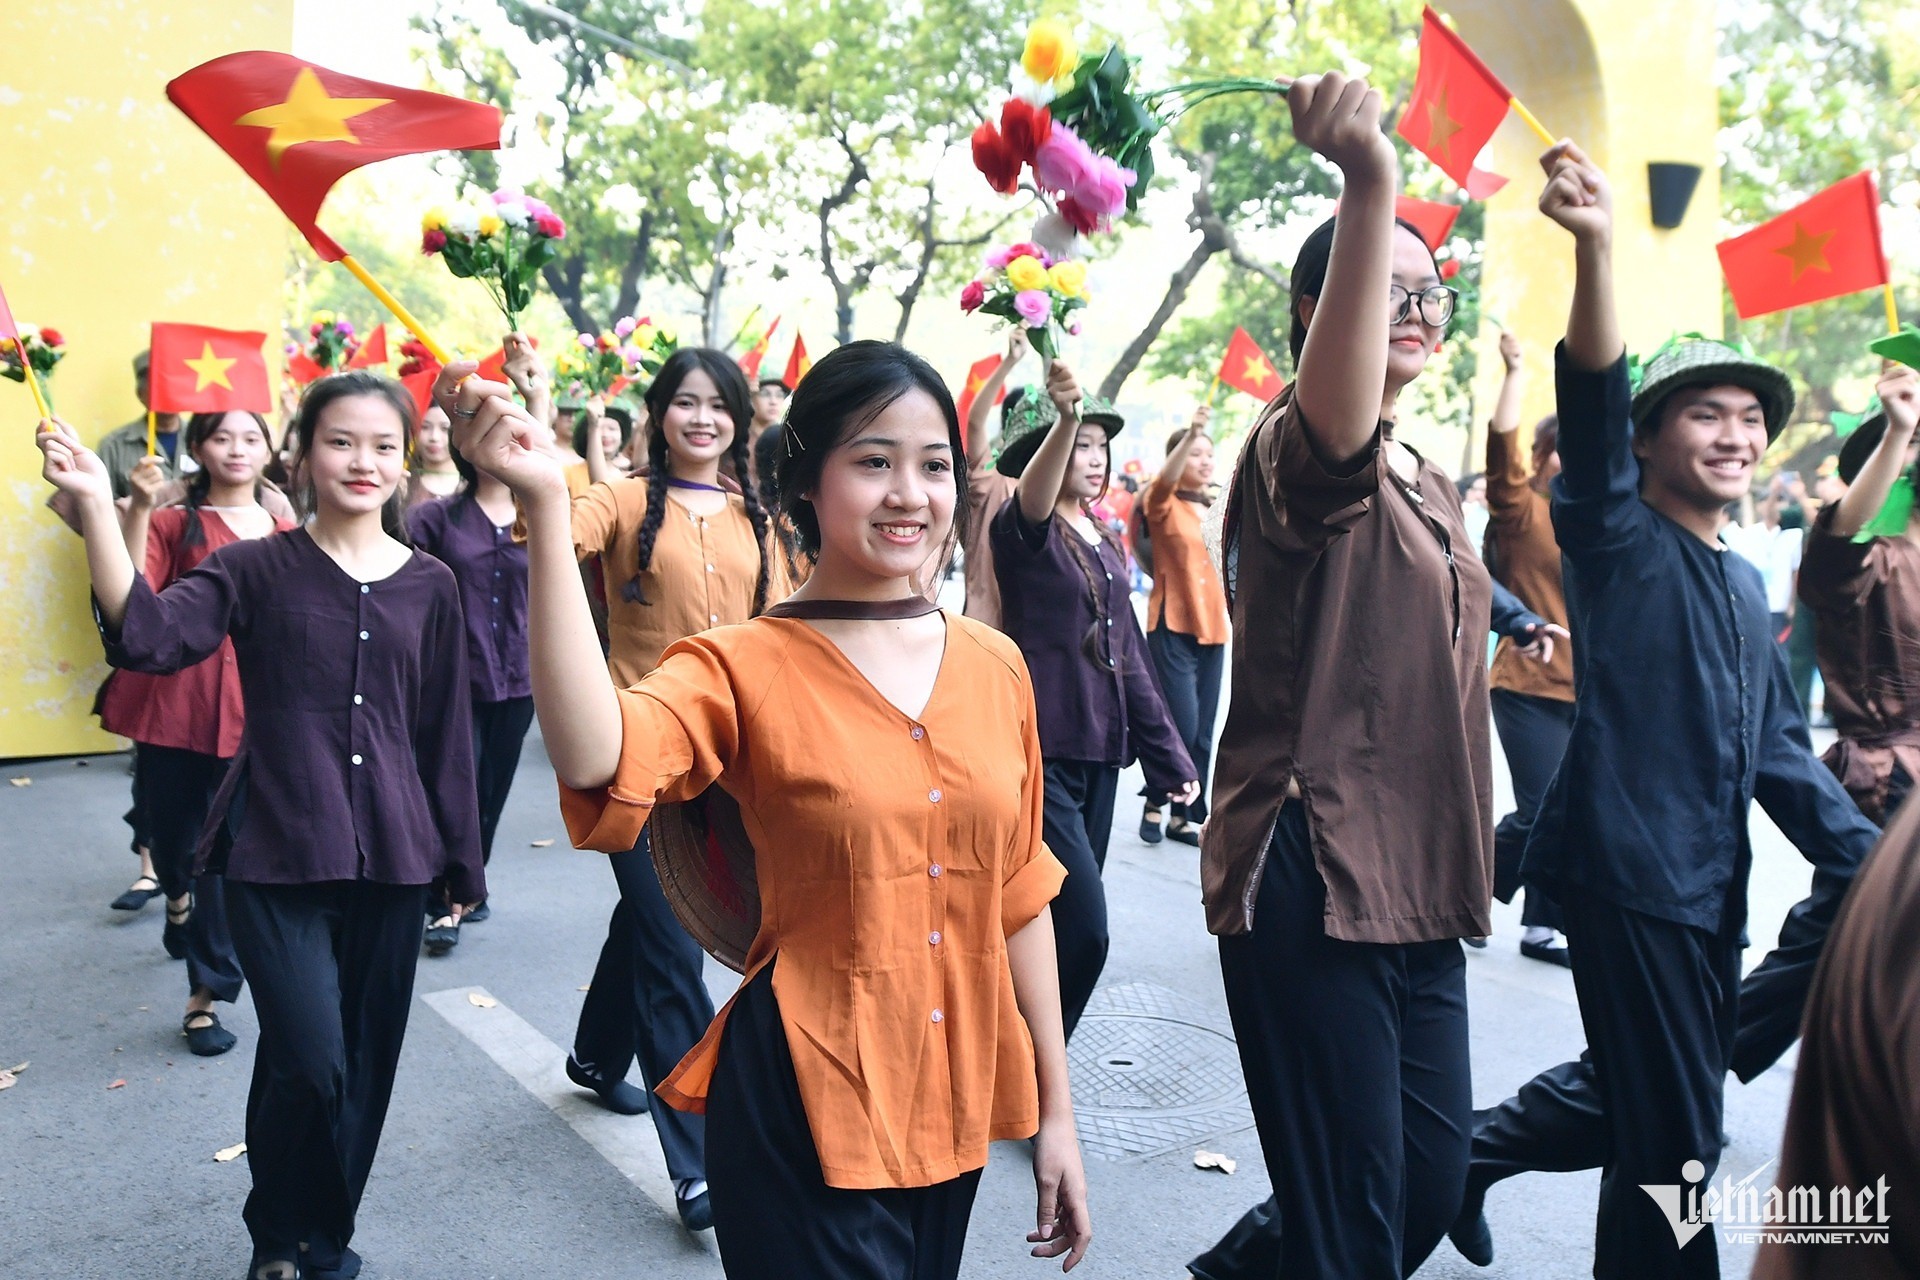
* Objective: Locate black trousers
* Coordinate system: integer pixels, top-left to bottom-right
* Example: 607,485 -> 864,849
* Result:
1146,627 -> 1223,824
1470,895 -> 1741,1280
470,694 -> 535,867
126,742 -> 152,855
1213,801 -> 1471,1279
708,963 -> 982,1280
226,879 -> 428,1271
1489,688 -> 1572,931
1041,759 -> 1118,1041
572,832 -> 710,1181
142,744 -> 243,1003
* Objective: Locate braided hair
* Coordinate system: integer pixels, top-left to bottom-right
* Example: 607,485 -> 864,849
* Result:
177,410 -> 272,550
626,347 -> 770,616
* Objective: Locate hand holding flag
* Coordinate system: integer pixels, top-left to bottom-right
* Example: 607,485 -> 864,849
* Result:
1396,7 -> 1557,199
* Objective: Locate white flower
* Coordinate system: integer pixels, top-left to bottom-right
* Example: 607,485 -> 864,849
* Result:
447,205 -> 481,239
1030,211 -> 1085,262
497,199 -> 531,228
1010,64 -> 1057,106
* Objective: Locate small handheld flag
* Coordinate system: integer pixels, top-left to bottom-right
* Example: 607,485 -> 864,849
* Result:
956,354 -> 1008,450
783,333 -> 812,390
149,323 -> 272,415
1715,172 -> 1893,328
347,323 -> 389,368
1396,7 -> 1556,199
1217,328 -> 1285,402
739,315 -> 783,379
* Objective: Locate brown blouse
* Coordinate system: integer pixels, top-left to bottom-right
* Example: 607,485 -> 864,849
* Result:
1798,504 -> 1920,822
557,613 -> 1067,1189
1203,393 -> 1494,940
570,477 -> 763,687
1143,475 -> 1229,645
1485,427 -> 1574,701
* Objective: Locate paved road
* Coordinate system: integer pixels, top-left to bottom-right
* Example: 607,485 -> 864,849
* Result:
1,720 -> 1832,1279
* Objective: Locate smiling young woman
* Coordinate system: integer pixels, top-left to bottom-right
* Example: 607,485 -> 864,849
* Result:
445,338 -> 1093,1278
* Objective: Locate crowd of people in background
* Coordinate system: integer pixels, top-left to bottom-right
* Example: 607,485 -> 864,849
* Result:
29,70 -> 1920,1280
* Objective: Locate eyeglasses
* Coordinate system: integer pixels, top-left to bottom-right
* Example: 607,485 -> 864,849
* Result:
1391,284 -> 1459,328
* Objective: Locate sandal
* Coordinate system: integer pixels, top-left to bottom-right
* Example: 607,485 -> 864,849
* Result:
1166,818 -> 1203,848
163,894 -> 194,961
424,914 -> 461,957
111,874 -> 163,912
184,1009 -> 238,1057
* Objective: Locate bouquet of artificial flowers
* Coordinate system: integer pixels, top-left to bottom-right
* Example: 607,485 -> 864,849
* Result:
1,323 -> 66,405
959,241 -> 1088,360
421,190 -> 567,332
555,316 -> 678,398
302,310 -> 360,372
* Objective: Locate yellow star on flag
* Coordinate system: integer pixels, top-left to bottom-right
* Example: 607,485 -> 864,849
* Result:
1423,86 -> 1465,166
1243,353 -> 1276,388
235,67 -> 392,168
184,342 -> 238,391
965,373 -> 988,395
1772,220 -> 1835,283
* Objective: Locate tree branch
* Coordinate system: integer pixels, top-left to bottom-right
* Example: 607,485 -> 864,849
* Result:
1098,154 -> 1230,402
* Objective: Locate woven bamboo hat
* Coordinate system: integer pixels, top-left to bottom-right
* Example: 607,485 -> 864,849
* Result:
993,392 -> 1124,478
1629,337 -> 1795,441
646,789 -> 760,973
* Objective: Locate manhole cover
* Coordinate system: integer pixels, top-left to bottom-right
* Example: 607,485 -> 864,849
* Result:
1066,982 -> 1254,1162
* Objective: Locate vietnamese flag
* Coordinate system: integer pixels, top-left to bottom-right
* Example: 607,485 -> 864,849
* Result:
739,315 -> 782,379
1396,195 -> 1461,252
149,323 -> 271,413
286,351 -> 326,385
166,52 -> 501,262
400,368 -> 439,423
0,280 -> 18,346
1218,328 -> 1285,401
1715,172 -> 1890,320
956,354 -> 1007,449
347,323 -> 389,368
783,333 -> 812,390
1396,8 -> 1512,199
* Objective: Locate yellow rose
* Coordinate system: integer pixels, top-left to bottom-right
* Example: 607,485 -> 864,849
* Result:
634,324 -> 657,348
421,207 -> 447,232
1048,260 -> 1089,299
1006,255 -> 1050,292
1022,18 -> 1079,88
478,213 -> 505,237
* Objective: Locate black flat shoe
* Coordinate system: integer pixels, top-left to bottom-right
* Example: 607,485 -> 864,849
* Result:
1462,935 -> 1489,949
566,1054 -> 648,1115
111,875 -> 163,912
463,900 -> 491,924
245,1257 -> 302,1280
1520,938 -> 1573,968
1165,820 -> 1202,848
1448,1199 -> 1494,1267
163,895 -> 194,960
676,1182 -> 713,1232
1138,807 -> 1164,845
424,914 -> 460,957
303,1246 -> 361,1280
185,1009 -> 238,1057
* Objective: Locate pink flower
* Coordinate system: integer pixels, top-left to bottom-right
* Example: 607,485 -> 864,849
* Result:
421,228 -> 448,253
1013,289 -> 1053,326
1057,196 -> 1101,235
620,345 -> 646,364
1067,323 -> 1083,336
1004,240 -> 1048,264
490,188 -> 525,206
335,320 -> 355,337
614,316 -> 639,338
960,280 -> 987,313
1072,156 -> 1135,219
309,322 -> 323,337
534,211 -> 566,238
984,245 -> 1015,271
577,333 -> 597,349
1033,124 -> 1096,197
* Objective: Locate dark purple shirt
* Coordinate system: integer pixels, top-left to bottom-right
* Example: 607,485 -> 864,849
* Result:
989,498 -> 1193,791
102,526 -> 485,904
407,494 -> 532,703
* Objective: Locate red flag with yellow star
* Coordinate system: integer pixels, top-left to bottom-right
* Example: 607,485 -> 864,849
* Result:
347,323 -> 389,368
1396,8 -> 1511,200
1218,328 -> 1284,402
782,333 -> 812,390
149,323 -> 271,413
1715,172 -> 1889,320
166,52 -> 501,262
956,354 -> 1006,450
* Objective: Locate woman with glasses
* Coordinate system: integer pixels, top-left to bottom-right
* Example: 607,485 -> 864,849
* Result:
1191,74 -> 1492,1280
988,359 -> 1196,1040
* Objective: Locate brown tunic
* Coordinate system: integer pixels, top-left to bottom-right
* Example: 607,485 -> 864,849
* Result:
1752,795 -> 1920,1279
962,467 -> 1016,629
1484,427 -> 1574,701
1202,393 -> 1495,940
1798,504 -> 1920,823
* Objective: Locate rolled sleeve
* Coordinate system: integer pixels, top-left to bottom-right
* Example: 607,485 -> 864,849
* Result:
558,637 -> 742,853
1250,396 -> 1383,553
988,495 -> 1051,562
569,478 -> 627,563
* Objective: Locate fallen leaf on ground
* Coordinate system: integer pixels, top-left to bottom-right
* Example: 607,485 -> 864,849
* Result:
7,1062 -> 27,1075
0,1071 -> 17,1092
213,1142 -> 247,1163
577,984 -> 591,992
107,1078 -> 126,1090
467,992 -> 498,1008
1194,1150 -> 1237,1175
8,777 -> 30,787
530,838 -> 555,848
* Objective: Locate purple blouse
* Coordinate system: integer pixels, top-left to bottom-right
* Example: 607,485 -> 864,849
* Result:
407,495 -> 532,703
989,498 -> 1193,792
101,526 -> 486,904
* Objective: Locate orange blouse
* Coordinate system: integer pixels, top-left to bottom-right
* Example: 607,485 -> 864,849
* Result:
1143,475 -> 1229,645
558,613 -> 1068,1190
570,477 -> 764,687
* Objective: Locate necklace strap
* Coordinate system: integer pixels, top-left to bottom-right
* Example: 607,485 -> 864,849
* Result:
665,477 -> 727,493
765,597 -> 941,621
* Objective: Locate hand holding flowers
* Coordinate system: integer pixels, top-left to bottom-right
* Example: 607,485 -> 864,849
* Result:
422,189 -> 567,331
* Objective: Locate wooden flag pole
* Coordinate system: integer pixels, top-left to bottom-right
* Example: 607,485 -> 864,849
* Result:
339,255 -> 453,367
1509,98 -> 1557,148
1205,375 -> 1221,409
1886,283 -> 1902,336
12,338 -> 52,422
146,408 -> 157,457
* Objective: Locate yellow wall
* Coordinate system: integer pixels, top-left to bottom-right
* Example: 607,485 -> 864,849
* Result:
1453,0 -> 1721,448
0,3 -> 293,758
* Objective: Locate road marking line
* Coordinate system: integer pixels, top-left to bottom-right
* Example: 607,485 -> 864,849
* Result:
421,984 -> 718,1261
